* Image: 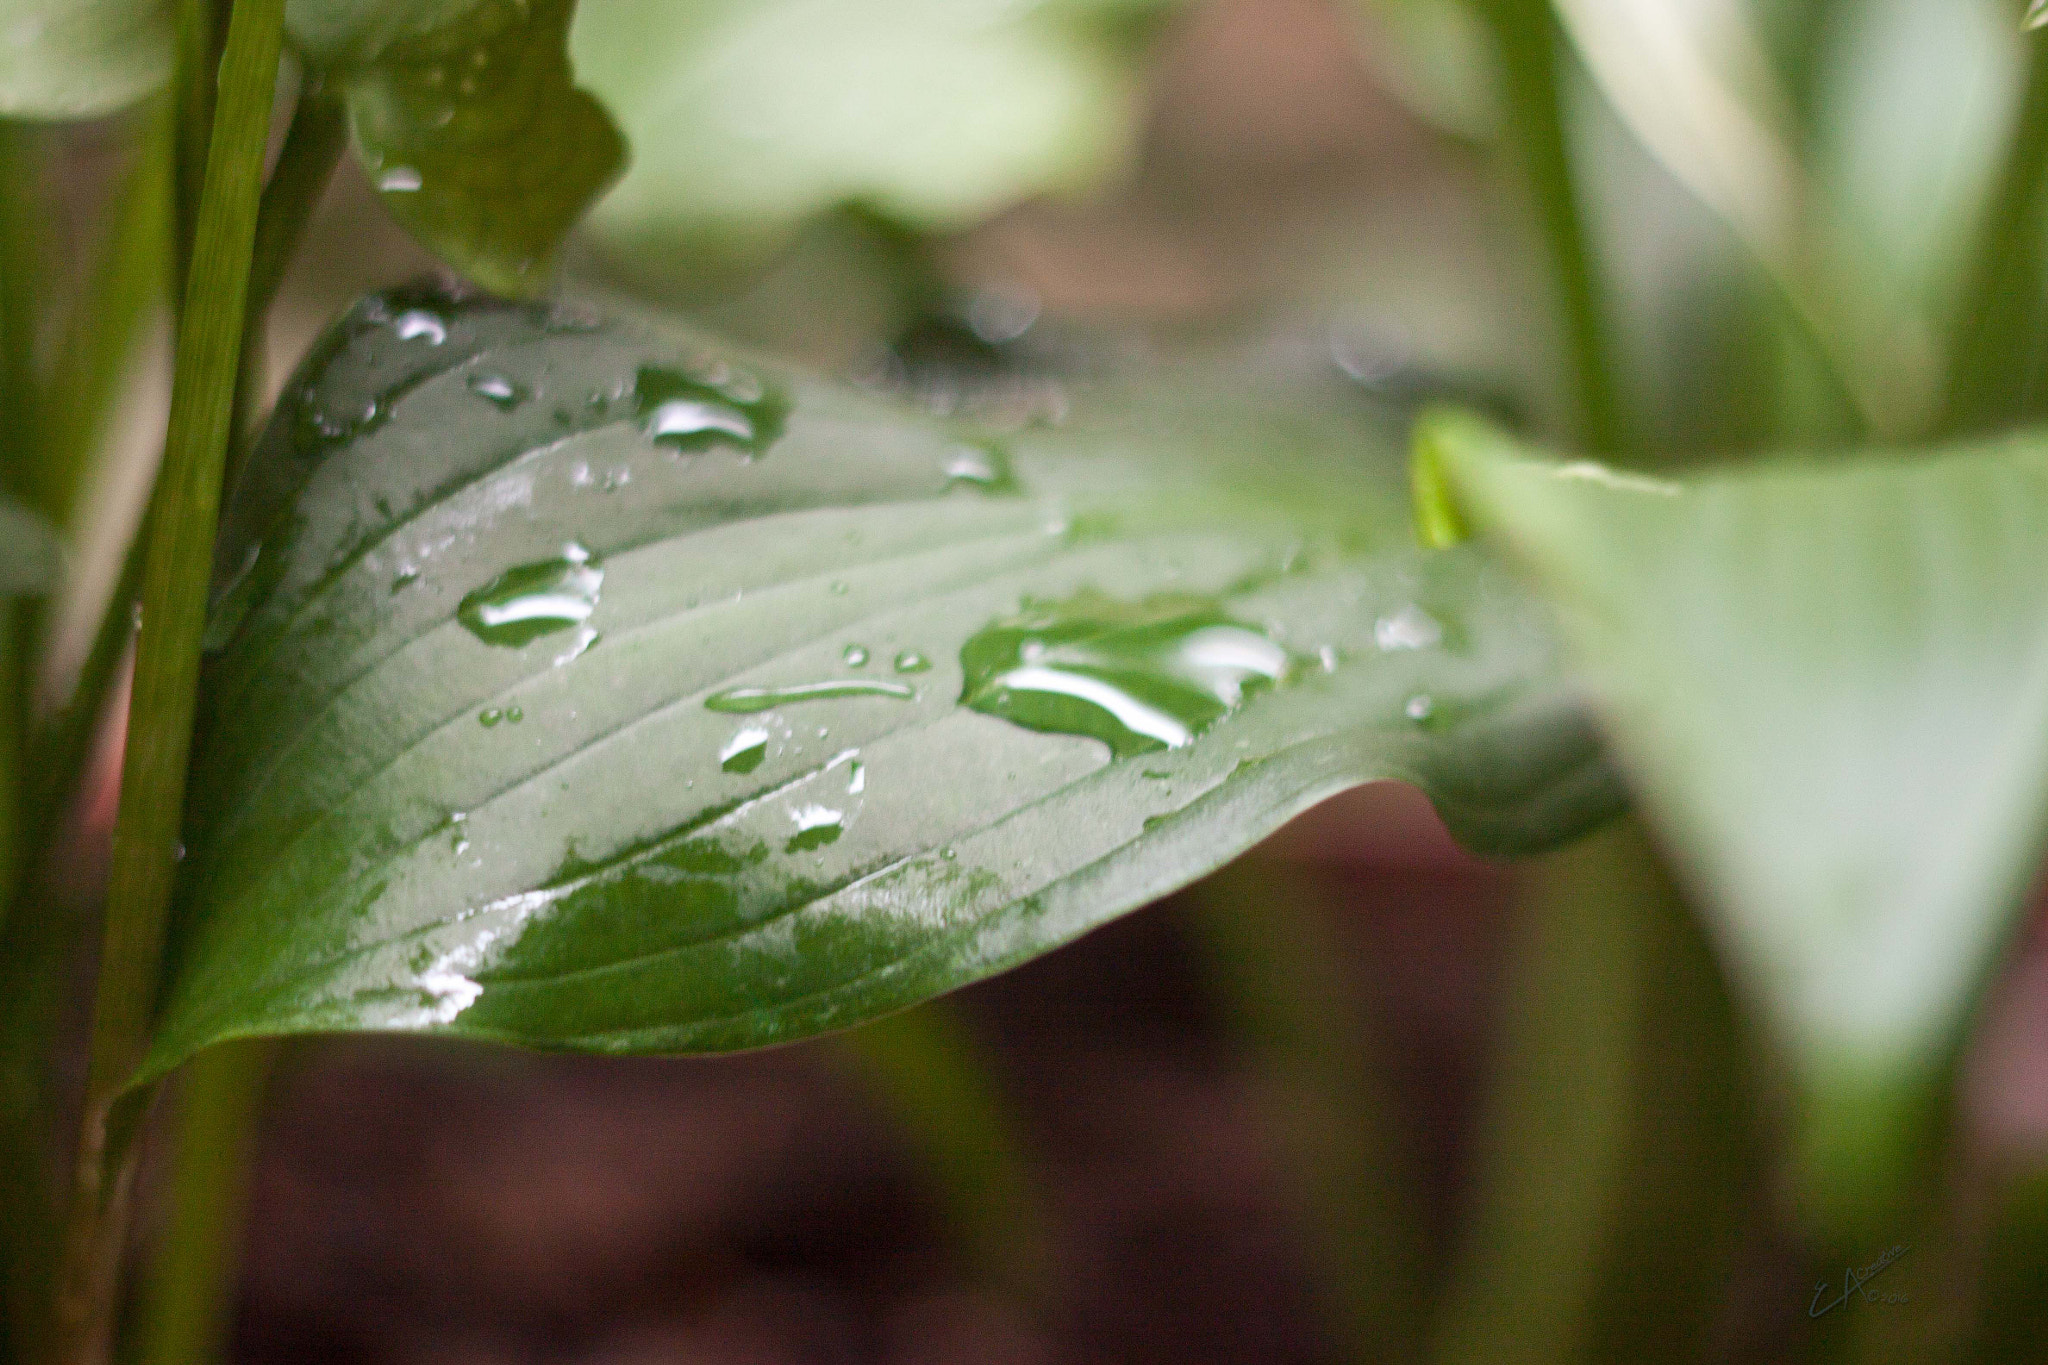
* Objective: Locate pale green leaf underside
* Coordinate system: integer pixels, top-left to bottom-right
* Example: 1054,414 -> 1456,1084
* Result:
571,0 -> 1170,286
1419,411 -> 2048,1215
139,291 -> 1616,1085
0,497 -> 61,593
0,0 -> 172,119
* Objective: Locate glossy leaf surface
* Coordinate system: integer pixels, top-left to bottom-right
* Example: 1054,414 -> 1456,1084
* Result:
1418,411 -> 2048,1227
289,0 -> 622,295
0,0 -> 171,119
141,288 -> 1618,1082
571,0 -> 1175,289
0,497 -> 61,593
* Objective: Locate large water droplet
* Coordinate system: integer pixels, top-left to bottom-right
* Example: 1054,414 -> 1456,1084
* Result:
458,544 -> 603,648
393,310 -> 447,345
703,680 -> 917,713
720,726 -> 771,774
787,805 -> 845,852
635,365 -> 787,456
960,592 -> 1294,758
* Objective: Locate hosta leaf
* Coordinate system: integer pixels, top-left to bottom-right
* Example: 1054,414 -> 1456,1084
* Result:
0,497 -> 60,593
570,0 -> 1176,292
139,287 -> 1618,1084
1416,410 -> 2048,1230
288,0 -> 623,295
0,0 -> 171,119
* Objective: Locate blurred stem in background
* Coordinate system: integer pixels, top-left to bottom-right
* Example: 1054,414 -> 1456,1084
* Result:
1431,820 -> 1755,1365
834,1003 -> 1054,1303
1189,857 -> 1426,1365
1467,0 -> 1628,454
131,1043 -> 276,1365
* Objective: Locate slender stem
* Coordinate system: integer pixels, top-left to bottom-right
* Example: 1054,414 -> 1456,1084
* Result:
132,1042 -> 275,1365
1431,822 -> 1753,1365
832,1003 -> 1051,1300
1189,859 -> 1425,1365
45,1 -> 287,1360
0,120 -> 45,497
172,0 -> 227,308
1472,0 -> 1629,454
1942,24 -> 2048,437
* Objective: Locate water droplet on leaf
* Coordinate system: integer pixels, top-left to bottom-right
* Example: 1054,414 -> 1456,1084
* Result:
704,680 -> 917,713
458,543 -> 603,648
960,591 -> 1294,758
719,726 -> 771,773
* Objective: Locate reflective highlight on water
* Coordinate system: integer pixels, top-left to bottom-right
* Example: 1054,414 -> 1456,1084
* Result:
960,591 -> 1293,758
458,543 -> 604,648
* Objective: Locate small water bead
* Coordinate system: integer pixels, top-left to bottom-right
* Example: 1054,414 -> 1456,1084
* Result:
467,372 -> 527,409
830,581 -> 850,596
943,443 -> 1017,492
393,310 -> 447,345
704,680 -> 917,713
842,644 -> 870,667
893,651 -> 930,674
847,761 -> 867,795
719,726 -> 771,774
1405,695 -> 1434,722
458,543 -> 603,648
378,166 -> 423,192
1374,605 -> 1442,652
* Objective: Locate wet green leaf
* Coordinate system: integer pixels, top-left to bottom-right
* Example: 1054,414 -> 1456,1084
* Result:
0,497 -> 61,594
1417,409 -> 2048,1232
140,288 -> 1617,1082
290,0 -> 623,295
570,0 -> 1177,291
0,0 -> 172,120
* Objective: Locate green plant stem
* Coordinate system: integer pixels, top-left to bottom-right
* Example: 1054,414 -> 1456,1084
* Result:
1432,821 -> 1753,1365
1470,0 -> 1628,454
833,1003 -> 1051,1299
132,1042 -> 274,1365
1942,23 -> 2048,436
45,1 -> 287,1360
1188,859 -> 1424,1365
172,0 -> 227,307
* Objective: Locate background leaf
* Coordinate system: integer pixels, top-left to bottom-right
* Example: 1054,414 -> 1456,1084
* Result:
1418,410 -> 2048,1231
288,0 -> 623,295
0,0 -> 171,120
570,0 -> 1178,294
140,287 -> 1618,1084
0,497 -> 60,594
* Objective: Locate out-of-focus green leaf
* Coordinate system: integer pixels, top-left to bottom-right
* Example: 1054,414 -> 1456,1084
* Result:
287,0 -> 622,296
0,0 -> 172,120
0,497 -> 60,594
1810,0 -> 2022,331
1417,409 -> 2048,1233
136,285 -> 1617,1084
1549,0 -> 1938,438
571,0 -> 1176,294
1343,0 -> 1496,141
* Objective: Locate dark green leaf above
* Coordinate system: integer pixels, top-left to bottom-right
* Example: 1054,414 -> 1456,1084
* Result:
289,0 -> 623,296
142,288 -> 1617,1083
